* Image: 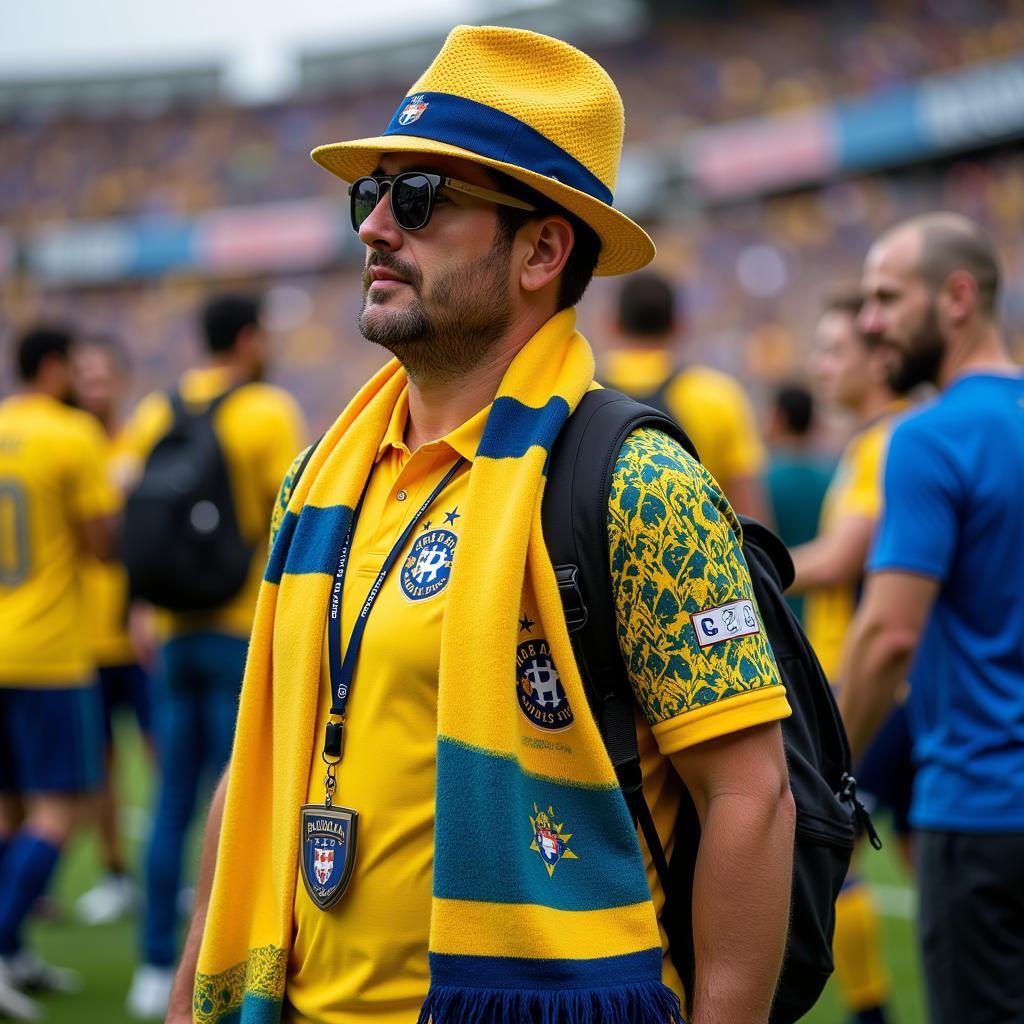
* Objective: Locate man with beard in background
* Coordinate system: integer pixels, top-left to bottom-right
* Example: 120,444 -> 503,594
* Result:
839,213 -> 1024,1024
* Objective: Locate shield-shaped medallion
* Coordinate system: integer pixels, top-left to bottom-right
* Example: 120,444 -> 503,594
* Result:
299,804 -> 358,910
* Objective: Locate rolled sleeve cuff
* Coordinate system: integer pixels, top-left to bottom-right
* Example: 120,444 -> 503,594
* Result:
652,685 -> 791,755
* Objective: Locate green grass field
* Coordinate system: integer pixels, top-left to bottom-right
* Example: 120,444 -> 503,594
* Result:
24,719 -> 925,1023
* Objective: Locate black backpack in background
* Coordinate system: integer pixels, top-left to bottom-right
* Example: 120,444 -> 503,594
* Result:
123,386 -> 253,612
541,388 -> 876,1024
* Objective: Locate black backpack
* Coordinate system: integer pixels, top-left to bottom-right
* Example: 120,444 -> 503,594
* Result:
541,388 -> 877,1024
123,386 -> 253,612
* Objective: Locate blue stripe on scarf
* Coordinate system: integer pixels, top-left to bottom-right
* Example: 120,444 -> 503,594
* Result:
429,947 -> 664,989
264,505 -> 353,583
420,950 -> 683,1024
477,396 -> 570,462
213,992 -> 282,1024
384,92 -> 614,206
434,738 -> 650,910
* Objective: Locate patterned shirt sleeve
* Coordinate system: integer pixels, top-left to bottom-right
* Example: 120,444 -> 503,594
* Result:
607,427 -> 789,754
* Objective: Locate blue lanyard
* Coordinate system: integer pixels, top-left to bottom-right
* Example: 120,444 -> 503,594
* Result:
322,456 -> 467,759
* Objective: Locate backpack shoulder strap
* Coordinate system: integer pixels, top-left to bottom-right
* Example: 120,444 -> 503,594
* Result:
542,388 -> 698,892
168,381 -> 244,423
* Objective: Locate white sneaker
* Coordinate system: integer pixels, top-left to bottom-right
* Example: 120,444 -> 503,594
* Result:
125,965 -> 174,1020
0,960 -> 41,1022
75,873 -> 137,926
3,950 -> 82,994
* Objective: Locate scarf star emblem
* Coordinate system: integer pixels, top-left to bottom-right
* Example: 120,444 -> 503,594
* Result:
421,520 -> 432,531
518,615 -> 536,633
443,507 -> 461,525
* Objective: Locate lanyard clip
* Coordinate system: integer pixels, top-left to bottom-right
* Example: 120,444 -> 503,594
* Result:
324,720 -> 345,761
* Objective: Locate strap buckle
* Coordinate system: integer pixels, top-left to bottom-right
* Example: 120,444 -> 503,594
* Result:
553,564 -> 588,633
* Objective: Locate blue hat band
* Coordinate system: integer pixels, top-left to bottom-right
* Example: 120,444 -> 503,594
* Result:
383,91 -> 613,207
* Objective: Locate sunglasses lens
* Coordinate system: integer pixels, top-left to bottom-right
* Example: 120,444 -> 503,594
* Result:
351,178 -> 382,229
391,174 -> 433,230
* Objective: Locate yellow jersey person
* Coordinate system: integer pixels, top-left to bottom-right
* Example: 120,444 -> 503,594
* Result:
168,27 -> 794,1024
121,295 -> 306,1020
600,269 -> 770,519
0,325 -> 120,1021
71,336 -> 155,929
789,293 -> 917,1024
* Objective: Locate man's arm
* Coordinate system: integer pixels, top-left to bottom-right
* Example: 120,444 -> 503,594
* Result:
788,514 -> 873,594
670,722 -> 795,1024
78,512 -> 118,562
166,765 -> 230,1024
838,570 -> 938,759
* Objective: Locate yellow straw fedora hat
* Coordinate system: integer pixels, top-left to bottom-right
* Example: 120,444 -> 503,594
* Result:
311,25 -> 655,276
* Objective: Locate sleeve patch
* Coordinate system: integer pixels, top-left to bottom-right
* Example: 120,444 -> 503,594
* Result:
690,599 -> 760,648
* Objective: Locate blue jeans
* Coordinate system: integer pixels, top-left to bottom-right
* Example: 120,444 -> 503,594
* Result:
141,632 -> 247,967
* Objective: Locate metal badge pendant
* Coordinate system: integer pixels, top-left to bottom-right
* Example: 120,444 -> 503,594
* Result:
299,804 -> 358,910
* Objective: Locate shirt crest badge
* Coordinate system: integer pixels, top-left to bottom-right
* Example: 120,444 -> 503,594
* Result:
516,638 -> 574,731
398,95 -> 429,126
529,803 -> 578,877
299,804 -> 358,910
400,527 -> 457,602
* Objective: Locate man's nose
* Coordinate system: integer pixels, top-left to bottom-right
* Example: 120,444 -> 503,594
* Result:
358,184 -> 401,250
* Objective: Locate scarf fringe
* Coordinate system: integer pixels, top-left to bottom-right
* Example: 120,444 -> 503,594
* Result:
416,980 -> 685,1024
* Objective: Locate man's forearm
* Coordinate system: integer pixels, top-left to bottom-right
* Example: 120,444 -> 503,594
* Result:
689,786 -> 796,1024
166,767 -> 230,1024
837,615 -> 913,759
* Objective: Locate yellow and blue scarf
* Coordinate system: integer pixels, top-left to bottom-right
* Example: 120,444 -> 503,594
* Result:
194,309 -> 683,1024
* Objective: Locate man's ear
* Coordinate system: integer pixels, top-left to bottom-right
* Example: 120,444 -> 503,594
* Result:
941,269 -> 979,327
518,216 -> 574,295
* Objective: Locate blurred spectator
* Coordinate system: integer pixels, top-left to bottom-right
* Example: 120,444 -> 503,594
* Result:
72,335 -> 156,928
0,325 -> 120,1021
764,381 -> 833,622
788,291 -> 920,1024
119,294 -> 306,1019
841,213 -> 1024,1024
600,269 -> 769,519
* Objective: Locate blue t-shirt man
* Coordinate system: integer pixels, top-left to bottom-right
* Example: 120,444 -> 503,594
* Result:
869,371 -> 1024,831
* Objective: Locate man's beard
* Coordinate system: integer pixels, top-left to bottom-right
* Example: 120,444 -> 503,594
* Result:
358,235 -> 514,385
886,302 -> 946,394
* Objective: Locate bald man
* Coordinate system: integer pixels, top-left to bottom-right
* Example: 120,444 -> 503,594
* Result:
838,213 -> 1024,1024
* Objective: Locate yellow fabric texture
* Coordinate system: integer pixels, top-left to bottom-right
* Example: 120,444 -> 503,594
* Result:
202,319 -> 788,1023
601,347 -> 766,489
82,428 -> 136,666
832,880 -> 891,1010
121,367 -> 306,638
804,409 -> 900,681
311,25 -> 655,277
0,394 -> 120,685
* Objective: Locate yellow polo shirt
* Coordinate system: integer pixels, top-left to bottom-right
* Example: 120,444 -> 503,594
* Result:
121,367 -> 306,637
0,393 -> 120,686
601,347 -> 766,491
804,403 -> 907,680
284,391 -> 788,1023
82,428 -> 137,667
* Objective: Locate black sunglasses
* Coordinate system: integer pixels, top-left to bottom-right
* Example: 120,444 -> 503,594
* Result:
349,171 -> 537,232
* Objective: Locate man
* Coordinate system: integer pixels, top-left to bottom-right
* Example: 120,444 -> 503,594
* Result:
169,27 -> 794,1024
0,325 -> 119,1021
600,269 -> 770,518
789,295 -> 917,1024
121,295 -> 306,1019
763,382 -> 832,623
839,213 -> 1024,1024
72,336 -> 154,928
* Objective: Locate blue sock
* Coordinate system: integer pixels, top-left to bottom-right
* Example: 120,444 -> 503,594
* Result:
0,832 -> 61,955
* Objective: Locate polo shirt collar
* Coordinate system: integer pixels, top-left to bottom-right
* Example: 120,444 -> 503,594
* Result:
376,385 -> 490,464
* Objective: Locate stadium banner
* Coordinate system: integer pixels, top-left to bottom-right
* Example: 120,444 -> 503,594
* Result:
685,54 -> 1024,202
22,199 -> 353,285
